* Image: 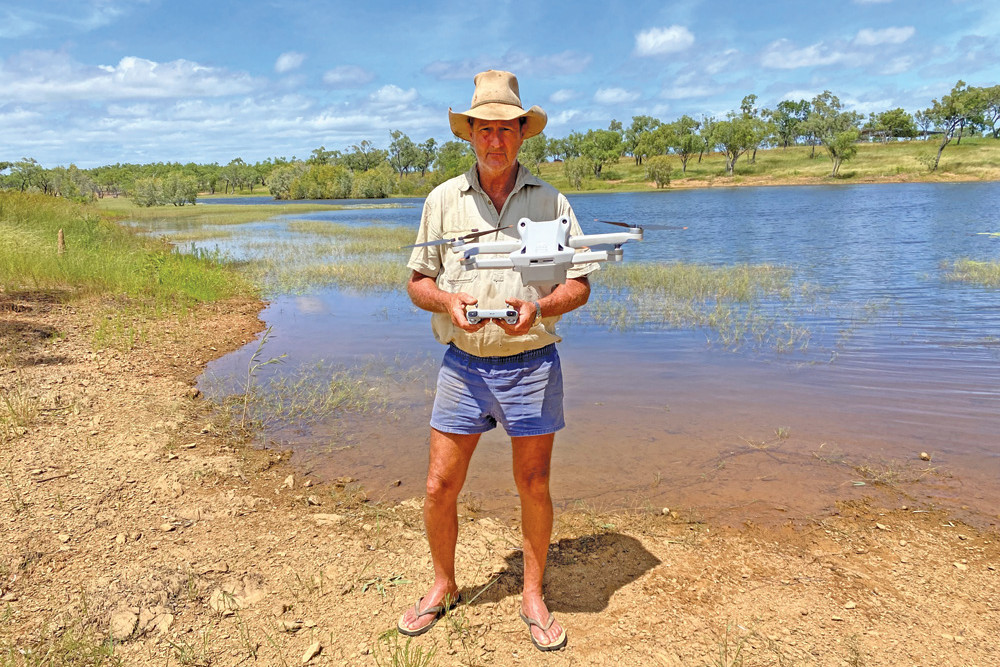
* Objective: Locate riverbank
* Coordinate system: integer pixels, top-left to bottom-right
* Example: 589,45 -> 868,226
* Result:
3,286 -> 999,665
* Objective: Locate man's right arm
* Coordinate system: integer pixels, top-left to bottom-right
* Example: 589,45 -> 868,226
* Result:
407,270 -> 486,332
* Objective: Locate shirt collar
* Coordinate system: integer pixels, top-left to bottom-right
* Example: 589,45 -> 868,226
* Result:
459,162 -> 543,195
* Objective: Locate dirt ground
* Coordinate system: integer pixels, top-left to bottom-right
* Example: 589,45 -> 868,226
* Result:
2,290 -> 998,667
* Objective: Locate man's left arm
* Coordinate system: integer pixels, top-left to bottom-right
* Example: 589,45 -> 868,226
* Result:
497,277 -> 590,336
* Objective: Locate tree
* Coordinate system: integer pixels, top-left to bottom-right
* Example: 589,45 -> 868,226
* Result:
577,128 -> 622,178
563,157 -> 589,189
803,91 -> 862,176
645,155 -> 672,188
623,115 -> 660,165
865,108 -> 917,142
9,158 -> 43,192
768,99 -> 811,148
308,146 -> 339,165
415,138 -> 437,177
517,132 -> 548,175
433,141 -> 475,179
923,80 -> 982,171
268,162 -> 309,200
343,140 -> 387,172
711,114 -> 759,175
388,130 -> 418,179
980,84 -> 1000,139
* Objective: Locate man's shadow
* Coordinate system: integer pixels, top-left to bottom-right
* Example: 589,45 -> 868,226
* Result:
461,532 -> 660,613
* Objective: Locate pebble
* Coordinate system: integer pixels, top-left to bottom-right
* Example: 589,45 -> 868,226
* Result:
844,601 -> 856,609
302,641 -> 321,663
160,523 -> 175,532
662,507 -> 670,515
920,452 -> 931,461
58,534 -> 70,543
953,562 -> 968,571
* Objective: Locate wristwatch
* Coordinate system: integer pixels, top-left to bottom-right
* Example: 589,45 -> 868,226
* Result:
533,301 -> 542,323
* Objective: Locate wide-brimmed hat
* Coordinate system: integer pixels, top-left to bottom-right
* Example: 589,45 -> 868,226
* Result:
448,70 -> 547,142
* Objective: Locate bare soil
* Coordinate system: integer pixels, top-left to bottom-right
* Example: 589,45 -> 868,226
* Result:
2,291 -> 998,666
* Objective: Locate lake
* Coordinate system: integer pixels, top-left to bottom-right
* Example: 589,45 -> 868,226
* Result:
192,183 -> 1000,524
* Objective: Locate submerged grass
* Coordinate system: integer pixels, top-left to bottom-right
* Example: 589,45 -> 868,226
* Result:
588,261 -> 816,351
943,258 -> 1000,287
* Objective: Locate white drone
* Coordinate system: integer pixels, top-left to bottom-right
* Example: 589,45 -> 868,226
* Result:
408,217 -> 685,287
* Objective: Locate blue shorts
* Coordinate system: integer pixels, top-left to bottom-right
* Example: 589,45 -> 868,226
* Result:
430,343 -> 565,437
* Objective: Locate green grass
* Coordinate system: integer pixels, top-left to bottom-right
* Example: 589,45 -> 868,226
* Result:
0,192 -> 253,307
943,258 -> 1000,287
532,136 -> 1000,195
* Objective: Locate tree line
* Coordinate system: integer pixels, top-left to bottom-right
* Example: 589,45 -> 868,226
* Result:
1,79 -> 997,204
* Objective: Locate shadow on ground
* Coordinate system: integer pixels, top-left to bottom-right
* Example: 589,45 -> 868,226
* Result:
462,532 -> 660,613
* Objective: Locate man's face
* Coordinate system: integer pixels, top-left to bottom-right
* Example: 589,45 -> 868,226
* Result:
470,118 -> 525,177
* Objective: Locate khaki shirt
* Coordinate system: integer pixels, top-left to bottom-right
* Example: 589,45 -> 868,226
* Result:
407,163 -> 597,357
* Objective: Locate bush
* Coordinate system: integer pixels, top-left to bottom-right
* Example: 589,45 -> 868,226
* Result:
645,155 -> 672,188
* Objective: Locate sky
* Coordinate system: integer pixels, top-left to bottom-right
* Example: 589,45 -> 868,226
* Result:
1,0 -> 998,169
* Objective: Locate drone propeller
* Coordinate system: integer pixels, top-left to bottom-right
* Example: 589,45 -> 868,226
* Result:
403,225 -> 512,249
595,218 -> 688,231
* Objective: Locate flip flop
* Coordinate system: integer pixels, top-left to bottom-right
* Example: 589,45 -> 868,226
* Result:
396,594 -> 460,637
519,610 -> 567,652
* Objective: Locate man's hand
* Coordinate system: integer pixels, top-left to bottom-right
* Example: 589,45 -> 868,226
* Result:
450,292 -> 487,332
496,297 -> 538,336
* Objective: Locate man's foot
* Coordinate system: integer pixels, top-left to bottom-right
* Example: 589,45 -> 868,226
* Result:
396,591 -> 460,636
520,597 -> 566,651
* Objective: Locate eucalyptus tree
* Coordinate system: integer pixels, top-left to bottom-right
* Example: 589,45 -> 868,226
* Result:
768,99 -> 811,148
517,132 -> 548,175
923,80 -> 984,171
865,108 -> 917,143
388,130 -> 419,178
623,115 -> 660,165
711,113 -> 759,175
578,127 -> 624,178
981,84 -> 1000,139
803,91 -> 863,176
415,138 -> 437,177
343,140 -> 388,172
433,140 -> 475,179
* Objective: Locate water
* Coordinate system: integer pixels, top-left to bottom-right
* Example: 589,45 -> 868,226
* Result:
191,183 -> 1000,523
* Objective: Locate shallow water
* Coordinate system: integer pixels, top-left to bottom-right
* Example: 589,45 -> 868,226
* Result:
194,183 -> 1000,523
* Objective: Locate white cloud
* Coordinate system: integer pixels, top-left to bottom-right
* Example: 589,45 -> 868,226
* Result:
594,87 -> 640,105
274,52 -> 306,73
549,89 -> 578,104
0,51 -> 256,103
634,26 -> 695,57
760,39 -> 845,69
322,65 -> 375,88
369,84 -> 418,106
854,26 -> 915,46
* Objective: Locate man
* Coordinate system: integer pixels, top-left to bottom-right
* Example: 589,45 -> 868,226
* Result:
398,70 -> 595,652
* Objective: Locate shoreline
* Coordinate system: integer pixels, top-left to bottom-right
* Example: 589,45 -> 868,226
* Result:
3,290 -> 999,664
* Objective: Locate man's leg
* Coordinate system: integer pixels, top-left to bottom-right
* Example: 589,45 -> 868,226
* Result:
398,428 -> 480,633
511,433 -> 565,647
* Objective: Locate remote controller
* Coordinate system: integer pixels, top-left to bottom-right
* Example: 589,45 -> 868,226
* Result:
466,307 -> 519,325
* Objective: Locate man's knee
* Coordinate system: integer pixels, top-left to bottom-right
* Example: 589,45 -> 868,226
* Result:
425,471 -> 463,504
513,467 -> 551,500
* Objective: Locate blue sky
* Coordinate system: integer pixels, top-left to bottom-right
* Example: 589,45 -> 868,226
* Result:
2,0 -> 998,168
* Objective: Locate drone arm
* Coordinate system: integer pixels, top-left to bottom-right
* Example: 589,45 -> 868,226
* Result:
452,240 -> 522,256
568,231 -> 642,248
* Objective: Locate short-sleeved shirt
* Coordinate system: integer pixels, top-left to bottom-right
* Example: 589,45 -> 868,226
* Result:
407,163 -> 597,357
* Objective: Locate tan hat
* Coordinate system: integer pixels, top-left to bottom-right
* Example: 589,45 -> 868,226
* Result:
448,70 -> 547,142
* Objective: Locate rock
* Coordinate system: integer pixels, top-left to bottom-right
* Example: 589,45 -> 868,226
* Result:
311,513 -> 344,526
283,475 -> 295,490
919,452 -> 931,461
58,534 -> 70,543
844,601 -> 856,609
875,523 -> 889,531
185,387 -> 202,399
110,610 -> 138,641
115,533 -> 127,545
302,641 -> 321,663
954,562 -> 968,571
391,479 -> 402,487
306,496 -> 320,506
159,523 -> 175,532
279,619 -> 302,632
661,507 -> 670,515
